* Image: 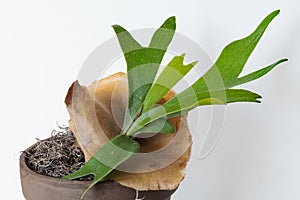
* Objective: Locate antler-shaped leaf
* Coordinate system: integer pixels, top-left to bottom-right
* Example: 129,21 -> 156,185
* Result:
112,17 -> 176,132
142,54 -> 198,113
126,10 -> 287,136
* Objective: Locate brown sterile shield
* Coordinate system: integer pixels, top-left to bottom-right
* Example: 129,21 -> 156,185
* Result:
65,72 -> 192,191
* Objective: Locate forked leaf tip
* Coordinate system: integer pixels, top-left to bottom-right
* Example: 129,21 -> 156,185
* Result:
111,24 -> 126,34
166,16 -> 176,22
267,9 -> 280,20
177,53 -> 198,67
190,60 -> 199,66
275,58 -> 288,67
273,9 -> 280,15
161,16 -> 176,29
253,95 -> 262,103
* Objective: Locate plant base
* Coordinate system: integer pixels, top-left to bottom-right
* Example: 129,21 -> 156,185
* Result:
20,148 -> 176,200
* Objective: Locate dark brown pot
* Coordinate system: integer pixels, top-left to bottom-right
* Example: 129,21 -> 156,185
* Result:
20,150 -> 177,200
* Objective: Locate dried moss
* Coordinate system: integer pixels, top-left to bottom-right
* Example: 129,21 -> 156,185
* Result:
25,126 -> 92,180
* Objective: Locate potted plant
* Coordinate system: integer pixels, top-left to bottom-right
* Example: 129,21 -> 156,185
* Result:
20,10 -> 287,200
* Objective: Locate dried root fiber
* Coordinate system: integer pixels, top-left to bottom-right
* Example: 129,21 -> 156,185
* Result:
25,126 -> 91,180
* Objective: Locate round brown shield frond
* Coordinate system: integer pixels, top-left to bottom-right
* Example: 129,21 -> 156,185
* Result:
65,72 -> 192,191
65,72 -> 127,161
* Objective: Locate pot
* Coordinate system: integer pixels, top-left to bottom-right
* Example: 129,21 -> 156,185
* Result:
19,149 -> 177,200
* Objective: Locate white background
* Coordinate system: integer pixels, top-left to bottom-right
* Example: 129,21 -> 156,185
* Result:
1,0 -> 299,199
